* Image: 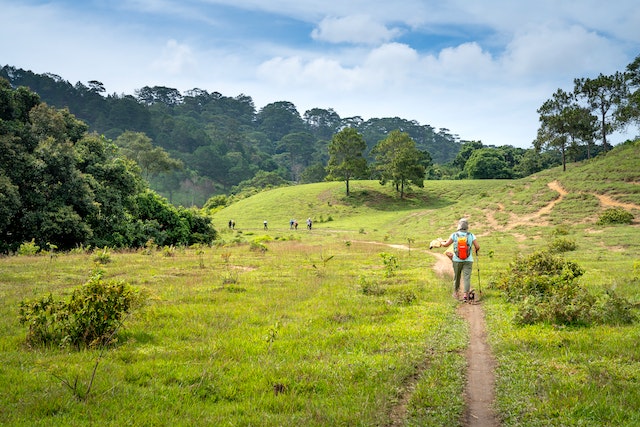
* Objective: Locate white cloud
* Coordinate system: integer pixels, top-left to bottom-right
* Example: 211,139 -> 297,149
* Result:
311,15 -> 402,45
422,42 -> 496,82
502,24 -> 629,79
152,39 -> 198,75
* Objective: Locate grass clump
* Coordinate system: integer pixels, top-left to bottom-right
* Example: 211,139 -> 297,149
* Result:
597,207 -> 634,225
18,269 -> 144,349
495,250 -> 636,326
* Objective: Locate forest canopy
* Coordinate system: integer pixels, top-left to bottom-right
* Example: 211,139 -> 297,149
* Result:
0,78 -> 217,253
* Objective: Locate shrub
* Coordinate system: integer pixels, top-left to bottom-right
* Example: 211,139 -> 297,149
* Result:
597,207 -> 633,225
18,270 -> 144,349
590,289 -> 637,325
93,247 -> 111,264
379,252 -> 399,277
551,225 -> 570,236
498,250 -> 636,326
395,289 -> 417,305
17,239 -> 40,255
249,241 -> 267,252
495,250 -> 584,302
548,237 -> 576,253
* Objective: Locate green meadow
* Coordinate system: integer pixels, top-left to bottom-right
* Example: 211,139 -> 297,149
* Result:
1,141 -> 639,426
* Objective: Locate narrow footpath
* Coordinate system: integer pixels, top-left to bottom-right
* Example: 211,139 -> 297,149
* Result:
434,252 -> 499,427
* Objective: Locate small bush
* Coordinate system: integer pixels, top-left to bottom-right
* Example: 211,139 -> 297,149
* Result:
597,207 -> 633,225
590,289 -> 637,325
93,247 -> 111,264
548,237 -> 577,253
380,252 -> 399,277
551,225 -> 570,236
495,250 -> 584,302
250,241 -> 268,252
162,245 -> 176,257
498,250 -> 636,326
17,239 -> 40,256
18,270 -> 144,349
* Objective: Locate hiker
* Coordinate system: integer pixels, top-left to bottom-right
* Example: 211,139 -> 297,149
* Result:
263,220 -> 268,230
290,218 -> 294,229
441,218 -> 480,302
306,217 -> 312,230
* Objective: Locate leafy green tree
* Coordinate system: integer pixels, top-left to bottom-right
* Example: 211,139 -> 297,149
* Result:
536,89 -> 573,171
619,55 -> 640,127
256,101 -> 305,142
372,130 -> 428,198
574,72 -> 628,151
536,89 -> 598,171
277,132 -> 316,181
303,108 -> 342,140
452,141 -> 484,171
464,148 -> 513,179
300,163 -> 327,183
115,131 -> 183,180
327,127 -> 368,196
135,86 -> 183,106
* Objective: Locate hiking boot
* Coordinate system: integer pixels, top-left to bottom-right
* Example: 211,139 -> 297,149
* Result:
463,292 -> 468,302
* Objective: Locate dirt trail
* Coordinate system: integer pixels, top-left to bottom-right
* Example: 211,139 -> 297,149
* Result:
457,303 -> 498,426
432,252 -> 499,427
375,243 -> 499,427
482,180 -> 640,233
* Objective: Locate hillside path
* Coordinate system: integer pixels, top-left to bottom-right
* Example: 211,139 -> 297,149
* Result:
482,180 -> 640,232
364,241 -> 498,427
433,252 -> 499,427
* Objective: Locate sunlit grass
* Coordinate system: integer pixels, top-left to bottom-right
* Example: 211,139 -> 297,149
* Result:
2,141 -> 640,426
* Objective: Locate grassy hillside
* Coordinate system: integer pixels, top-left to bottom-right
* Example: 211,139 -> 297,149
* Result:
212,139 -> 639,243
1,140 -> 639,426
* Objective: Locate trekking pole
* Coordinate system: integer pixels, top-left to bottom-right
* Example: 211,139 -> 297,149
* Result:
476,250 -> 481,298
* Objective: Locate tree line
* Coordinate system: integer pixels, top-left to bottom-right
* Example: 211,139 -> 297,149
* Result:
0,79 -> 216,253
2,56 -> 639,209
1,65 -> 559,206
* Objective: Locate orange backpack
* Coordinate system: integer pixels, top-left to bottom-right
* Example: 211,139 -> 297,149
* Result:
455,232 -> 470,260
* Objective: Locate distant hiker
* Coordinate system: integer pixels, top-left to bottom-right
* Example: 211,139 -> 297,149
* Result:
264,220 -> 268,230
231,220 -> 236,230
306,217 -> 312,230
229,219 -> 233,229
290,218 -> 294,229
440,218 -> 480,302
294,220 -> 298,230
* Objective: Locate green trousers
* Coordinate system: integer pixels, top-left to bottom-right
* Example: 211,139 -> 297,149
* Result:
452,261 -> 473,293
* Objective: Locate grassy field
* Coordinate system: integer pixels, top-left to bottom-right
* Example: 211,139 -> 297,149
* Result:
1,140 -> 639,426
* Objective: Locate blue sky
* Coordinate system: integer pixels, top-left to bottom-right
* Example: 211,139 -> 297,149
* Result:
1,0 -> 639,148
